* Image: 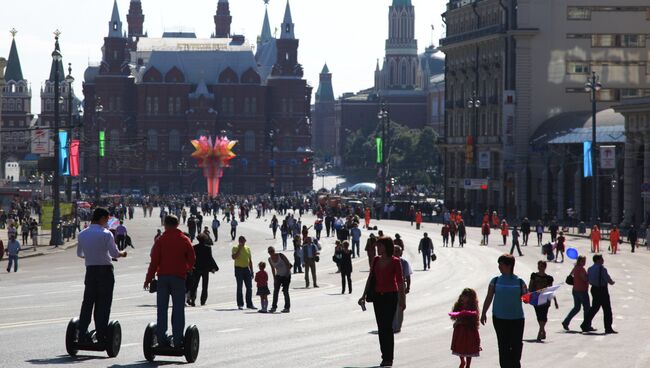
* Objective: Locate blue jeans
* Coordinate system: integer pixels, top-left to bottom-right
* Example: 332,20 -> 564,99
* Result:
422,251 -> 431,270
234,267 -> 253,308
6,255 -> 17,272
156,275 -> 186,346
351,239 -> 360,257
563,290 -> 590,326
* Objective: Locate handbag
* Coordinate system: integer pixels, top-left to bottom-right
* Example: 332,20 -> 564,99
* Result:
565,274 -> 574,285
148,278 -> 158,294
431,253 -> 437,262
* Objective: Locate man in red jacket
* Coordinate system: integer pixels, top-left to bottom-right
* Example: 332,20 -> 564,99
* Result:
144,215 -> 196,348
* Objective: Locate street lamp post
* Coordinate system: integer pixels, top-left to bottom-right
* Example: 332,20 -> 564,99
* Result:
269,126 -> 276,199
377,105 -> 389,209
466,91 -> 481,211
585,71 -> 602,224
50,32 -> 63,246
65,63 -> 74,202
75,106 -> 83,200
94,99 -> 103,204
178,158 -> 187,193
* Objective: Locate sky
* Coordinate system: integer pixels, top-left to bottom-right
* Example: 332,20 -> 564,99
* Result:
0,0 -> 447,115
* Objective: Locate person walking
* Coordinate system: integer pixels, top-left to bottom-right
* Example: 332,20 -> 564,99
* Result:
339,241 -> 353,294
509,226 -> 522,256
270,215 -> 279,240
187,233 -> 218,306
115,221 -> 127,251
358,237 -> 406,367
450,288 -> 481,368
536,221 -> 544,246
144,214 -> 195,348
590,225 -> 601,253
581,254 -> 617,334
30,220 -> 38,251
415,210 -> 423,230
480,254 -> 527,368
610,226 -> 620,254
230,218 -> 238,241
231,236 -> 256,310
628,225 -> 638,253
442,223 -> 450,247
365,233 -> 377,267
77,208 -> 127,345
500,220 -> 509,246
211,216 -> 220,243
268,246 -> 292,313
292,235 -> 303,273
449,221 -> 457,247
555,231 -> 566,262
186,215 -> 197,241
418,233 -> 433,270
528,261 -> 558,341
481,221 -> 490,246
302,237 -> 319,288
562,255 -> 590,330
520,218 -> 531,246
20,221 -> 29,245
5,235 -> 21,273
393,245 -> 411,334
458,220 -> 467,247
350,223 -> 362,258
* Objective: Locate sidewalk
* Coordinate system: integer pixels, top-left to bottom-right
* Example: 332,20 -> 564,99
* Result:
0,229 -> 78,261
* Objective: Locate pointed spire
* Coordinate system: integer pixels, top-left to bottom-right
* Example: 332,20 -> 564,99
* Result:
280,0 -> 295,39
321,63 -> 330,74
316,63 -> 334,103
260,6 -> 272,43
6,29 -> 24,82
375,59 -> 380,72
108,0 -> 123,38
49,30 -> 65,82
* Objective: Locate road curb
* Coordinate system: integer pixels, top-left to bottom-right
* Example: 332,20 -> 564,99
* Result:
1,241 -> 77,261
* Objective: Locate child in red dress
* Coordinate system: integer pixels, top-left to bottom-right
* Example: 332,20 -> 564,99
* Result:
254,262 -> 270,313
450,288 -> 481,368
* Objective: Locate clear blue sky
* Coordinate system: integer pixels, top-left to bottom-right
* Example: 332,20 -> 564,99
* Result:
0,0 -> 446,114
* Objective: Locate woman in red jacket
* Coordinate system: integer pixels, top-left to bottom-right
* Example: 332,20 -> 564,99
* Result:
500,220 -> 509,246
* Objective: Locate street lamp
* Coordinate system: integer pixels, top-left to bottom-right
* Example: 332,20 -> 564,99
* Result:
466,91 -> 481,210
377,104 -> 389,210
178,157 -> 188,193
268,125 -> 277,199
94,98 -> 104,204
50,31 -> 63,246
585,71 -> 602,224
65,63 -> 74,202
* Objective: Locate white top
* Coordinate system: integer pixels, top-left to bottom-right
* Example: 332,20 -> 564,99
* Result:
77,224 -> 120,266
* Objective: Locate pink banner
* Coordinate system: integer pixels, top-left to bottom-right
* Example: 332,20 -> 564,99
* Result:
70,140 -> 80,177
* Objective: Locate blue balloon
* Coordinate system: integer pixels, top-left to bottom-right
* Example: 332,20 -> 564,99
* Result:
566,247 -> 579,260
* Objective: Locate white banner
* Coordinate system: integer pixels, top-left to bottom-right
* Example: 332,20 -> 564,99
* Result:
478,151 -> 491,169
31,128 -> 50,155
463,178 -> 488,190
600,146 -> 616,169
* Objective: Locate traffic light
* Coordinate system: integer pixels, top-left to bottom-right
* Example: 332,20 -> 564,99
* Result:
99,130 -> 105,157
301,157 -> 312,165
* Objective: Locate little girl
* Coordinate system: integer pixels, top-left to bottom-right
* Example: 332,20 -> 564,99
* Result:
254,262 -> 270,313
450,288 -> 481,368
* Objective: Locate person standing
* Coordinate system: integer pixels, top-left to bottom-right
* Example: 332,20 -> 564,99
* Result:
528,261 -> 558,341
211,216 -> 220,243
449,221 -> 457,247
77,208 -> 127,344
268,246 -> 292,313
254,262 -> 270,313
418,233 -> 433,271
500,220 -> 509,246
5,235 -> 21,273
480,254 -> 527,368
230,218 -> 238,241
30,220 -> 38,251
549,221 -> 559,243
610,226 -> 620,254
581,254 -> 617,334
292,235 -> 303,273
20,221 -> 29,245
535,221 -> 544,246
302,237 -> 319,288
458,220 -> 467,247
628,225 -> 638,253
562,255 -> 590,330
365,233 -> 377,267
393,246 -> 411,334
646,225 -> 650,250
481,221 -> 490,246
115,221 -> 127,251
187,233 -> 218,306
338,241 -> 353,293
314,219 -> 323,241
450,288 -> 482,368
325,213 -> 333,237
590,225 -> 601,253
350,223 -> 362,258
358,237 -> 406,367
186,215 -> 197,241
510,226 -> 522,256
415,210 -> 423,230
555,231 -> 566,262
442,223 -> 450,247
520,218 -> 531,246
231,236 -> 256,310
270,215 -> 279,239
144,215 -> 195,348
364,207 -> 371,229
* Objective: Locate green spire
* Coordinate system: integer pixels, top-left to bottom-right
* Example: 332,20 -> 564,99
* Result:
5,29 -> 24,81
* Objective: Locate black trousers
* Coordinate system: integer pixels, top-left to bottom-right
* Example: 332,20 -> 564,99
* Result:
493,317 -> 524,368
116,235 -> 125,250
272,275 -> 291,310
373,292 -> 398,362
341,272 -> 352,293
522,232 -> 529,245
189,270 -> 210,305
582,286 -> 612,331
79,265 -> 115,341
510,240 -> 522,256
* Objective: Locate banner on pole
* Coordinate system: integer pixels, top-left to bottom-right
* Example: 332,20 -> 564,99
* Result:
583,141 -> 592,178
600,145 -> 616,169
70,140 -> 80,177
376,137 -> 383,164
59,131 -> 70,176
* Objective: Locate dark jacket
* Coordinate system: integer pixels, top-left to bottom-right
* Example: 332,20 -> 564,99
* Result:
193,242 -> 218,272
339,249 -> 353,274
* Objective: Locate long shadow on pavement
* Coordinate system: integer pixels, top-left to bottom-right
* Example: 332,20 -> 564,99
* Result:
26,355 -> 107,365
108,361 -> 183,367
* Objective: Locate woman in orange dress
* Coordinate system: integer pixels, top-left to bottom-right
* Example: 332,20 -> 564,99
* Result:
610,226 -> 620,254
590,225 -> 601,253
364,207 -> 371,229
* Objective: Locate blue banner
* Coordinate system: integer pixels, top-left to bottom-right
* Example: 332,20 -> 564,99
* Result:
583,141 -> 592,178
59,131 -> 70,176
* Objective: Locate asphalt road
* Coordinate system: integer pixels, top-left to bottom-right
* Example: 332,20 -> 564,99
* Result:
1,209 -> 648,367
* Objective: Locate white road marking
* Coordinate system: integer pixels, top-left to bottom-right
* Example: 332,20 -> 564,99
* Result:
628,289 -> 635,293
625,275 -> 631,279
616,316 -> 624,320
321,353 -> 350,359
217,328 -> 242,333
0,304 -> 65,311
574,352 -> 588,358
122,343 -> 140,347
113,295 -> 143,301
54,266 -> 78,270
295,318 -> 313,322
595,336 -> 605,341
0,294 -> 33,300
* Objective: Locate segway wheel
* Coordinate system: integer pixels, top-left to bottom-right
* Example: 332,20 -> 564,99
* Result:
65,318 -> 79,357
143,322 -> 157,362
106,320 -> 122,358
184,325 -> 200,363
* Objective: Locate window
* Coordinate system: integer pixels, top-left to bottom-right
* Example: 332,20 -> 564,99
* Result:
250,97 -> 257,114
596,89 -> 619,102
621,89 -> 642,98
169,129 -> 180,151
567,7 -> 591,20
146,97 -> 152,115
175,97 -> 181,114
168,97 -> 174,115
244,131 -> 255,152
15,99 -> 21,111
153,97 -> 159,115
147,129 -> 158,150
567,61 -> 590,74
221,97 -> 235,114
592,34 -> 646,48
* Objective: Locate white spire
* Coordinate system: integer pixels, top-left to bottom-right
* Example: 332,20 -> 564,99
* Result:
108,0 -> 123,38
280,0 -> 295,39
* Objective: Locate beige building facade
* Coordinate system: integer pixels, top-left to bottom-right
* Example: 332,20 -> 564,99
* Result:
441,0 -> 650,221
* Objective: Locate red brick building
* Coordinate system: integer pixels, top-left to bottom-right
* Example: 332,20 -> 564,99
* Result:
82,0 -> 312,195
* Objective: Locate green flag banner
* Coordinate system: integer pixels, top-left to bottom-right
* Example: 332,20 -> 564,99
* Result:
376,137 -> 383,164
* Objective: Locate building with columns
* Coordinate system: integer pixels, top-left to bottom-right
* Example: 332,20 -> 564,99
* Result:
82,0 -> 313,195
441,0 -> 650,221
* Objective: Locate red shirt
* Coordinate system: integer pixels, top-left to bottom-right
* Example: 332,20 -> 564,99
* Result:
572,266 -> 589,292
146,229 -> 196,282
255,270 -> 268,287
372,256 -> 404,293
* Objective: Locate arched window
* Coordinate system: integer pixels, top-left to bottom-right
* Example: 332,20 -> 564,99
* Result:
15,99 -> 22,111
244,130 -> 255,152
147,129 -> 158,150
110,129 -> 120,147
169,129 -> 180,151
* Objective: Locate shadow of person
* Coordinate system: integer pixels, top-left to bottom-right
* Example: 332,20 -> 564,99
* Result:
107,361 -> 182,368
26,355 -> 106,365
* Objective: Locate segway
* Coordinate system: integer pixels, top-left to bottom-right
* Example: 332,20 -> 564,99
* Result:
65,318 -> 122,357
142,322 -> 200,363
